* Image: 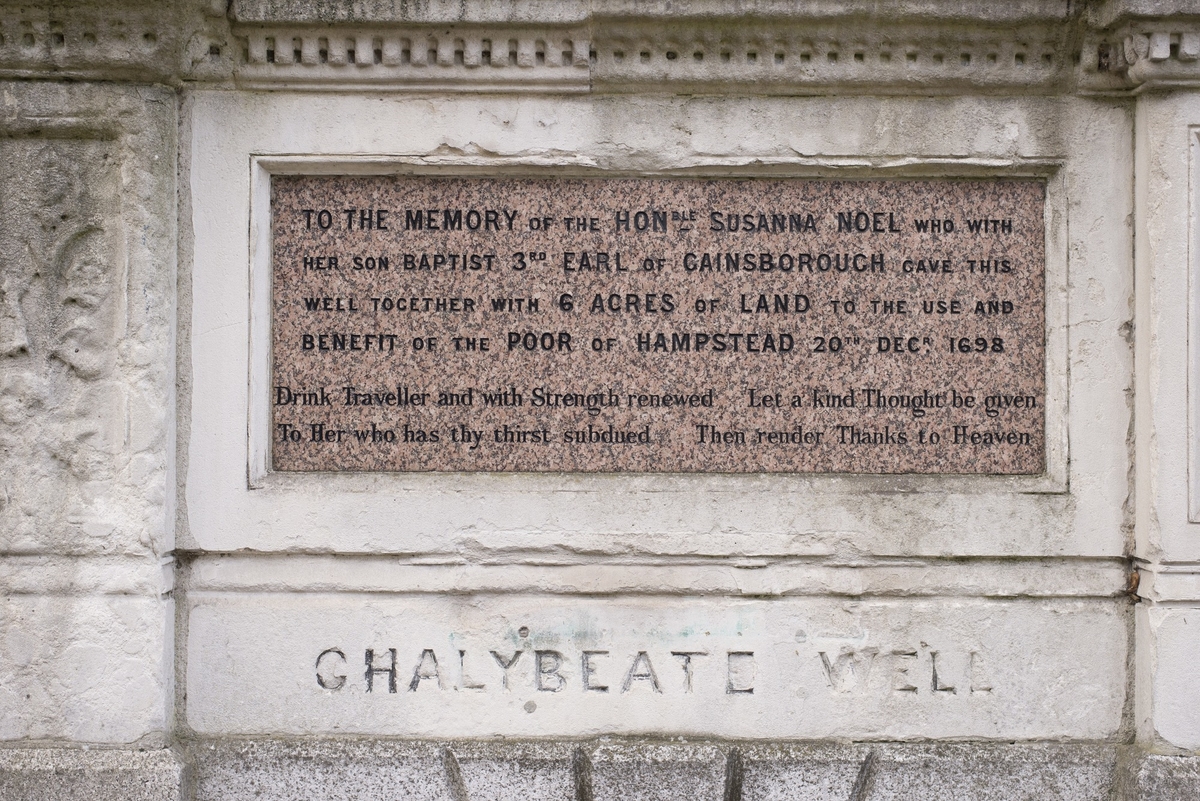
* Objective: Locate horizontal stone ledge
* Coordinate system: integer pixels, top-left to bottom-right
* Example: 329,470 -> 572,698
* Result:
228,21 -> 1082,94
180,554 -> 1130,599
183,739 -> 1121,801
183,594 -> 1126,740
0,555 -> 174,596
0,747 -> 183,801
216,14 -> 1200,95
227,0 -> 1073,26
4,1 -> 1200,92
1132,563 -> 1200,603
3,742 -> 1197,800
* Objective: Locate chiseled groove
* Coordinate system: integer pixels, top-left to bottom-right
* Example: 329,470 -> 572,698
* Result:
179,553 -> 1128,599
572,746 -> 594,801
723,747 -> 744,801
443,746 -> 471,801
848,749 -> 878,801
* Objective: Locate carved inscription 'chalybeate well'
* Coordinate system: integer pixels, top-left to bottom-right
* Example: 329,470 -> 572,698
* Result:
271,177 -> 1045,473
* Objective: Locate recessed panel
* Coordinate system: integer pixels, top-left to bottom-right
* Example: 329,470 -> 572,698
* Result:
186,594 -> 1122,739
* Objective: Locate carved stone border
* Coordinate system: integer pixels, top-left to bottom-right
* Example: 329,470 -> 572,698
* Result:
0,2 -> 1195,94
234,25 -> 591,91
245,155 -> 1069,494
222,16 -> 1200,95
1102,25 -> 1200,92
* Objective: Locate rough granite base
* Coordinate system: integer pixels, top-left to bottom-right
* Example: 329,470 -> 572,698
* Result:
0,748 -> 183,801
2,741 -> 1199,800
184,740 -> 1124,801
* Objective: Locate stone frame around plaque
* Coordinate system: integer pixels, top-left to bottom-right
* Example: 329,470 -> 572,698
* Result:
180,91 -> 1116,559
246,156 -> 1069,490
1189,126 -> 1200,524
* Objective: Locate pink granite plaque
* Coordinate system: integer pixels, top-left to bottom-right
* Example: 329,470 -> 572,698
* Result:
270,177 -> 1044,473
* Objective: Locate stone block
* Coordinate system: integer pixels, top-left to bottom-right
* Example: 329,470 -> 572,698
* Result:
0,80 -> 175,558
740,744 -> 1119,800
451,742 -> 575,801
0,747 -> 181,801
589,743 -> 726,801
740,744 -> 866,800
1134,753 -> 1200,801
268,176 -> 1046,476
1143,608 -> 1200,749
865,744 -> 1118,801
0,596 -> 170,742
185,594 -> 1125,740
190,740 -> 455,801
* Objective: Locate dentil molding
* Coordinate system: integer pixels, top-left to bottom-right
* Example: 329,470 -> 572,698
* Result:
0,1 -> 1199,94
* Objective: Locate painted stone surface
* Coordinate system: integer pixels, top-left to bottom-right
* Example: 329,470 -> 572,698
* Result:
186,594 -> 1122,739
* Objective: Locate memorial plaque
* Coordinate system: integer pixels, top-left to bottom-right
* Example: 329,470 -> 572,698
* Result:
271,177 -> 1044,473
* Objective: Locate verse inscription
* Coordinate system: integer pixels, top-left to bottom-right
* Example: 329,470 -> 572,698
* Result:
271,177 -> 1045,473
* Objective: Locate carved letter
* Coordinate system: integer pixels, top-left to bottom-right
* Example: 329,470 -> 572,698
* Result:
969,651 -> 993,694
458,650 -> 485,691
490,649 -> 523,690
536,650 -> 566,692
671,651 -> 708,693
582,650 -> 609,692
725,651 -> 755,694
930,651 -> 956,694
819,648 -> 877,693
315,648 -> 347,690
621,651 -> 662,693
408,648 -> 443,691
890,650 -> 918,693
364,648 -> 397,693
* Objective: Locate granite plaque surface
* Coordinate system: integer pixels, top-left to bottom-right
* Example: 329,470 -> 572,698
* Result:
271,177 -> 1044,473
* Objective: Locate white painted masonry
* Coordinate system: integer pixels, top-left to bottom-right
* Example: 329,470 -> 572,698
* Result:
0,0 -> 1198,798
1134,89 -> 1200,755
0,81 -> 176,747
189,92 -> 1105,559
185,594 -> 1124,739
182,89 -> 1130,748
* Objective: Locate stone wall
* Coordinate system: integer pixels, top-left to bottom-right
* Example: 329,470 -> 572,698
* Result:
0,1 -> 1197,798
0,82 -> 175,745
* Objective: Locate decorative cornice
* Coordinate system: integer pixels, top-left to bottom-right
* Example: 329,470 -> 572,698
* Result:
3,1 -> 1200,95
589,21 -> 1073,95
233,25 -> 591,91
227,16 -> 1084,94
0,6 -> 177,81
1102,24 -> 1200,91
0,1 -> 231,84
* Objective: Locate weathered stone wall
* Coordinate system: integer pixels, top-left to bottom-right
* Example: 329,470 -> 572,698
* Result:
0,81 -> 175,745
0,1 -> 1198,799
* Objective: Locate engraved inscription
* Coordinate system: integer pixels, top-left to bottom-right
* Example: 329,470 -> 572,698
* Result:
309,639 -> 995,700
187,598 -> 1122,738
271,178 -> 1045,473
